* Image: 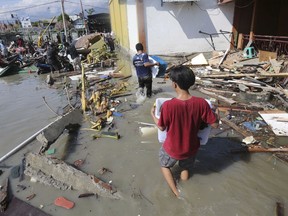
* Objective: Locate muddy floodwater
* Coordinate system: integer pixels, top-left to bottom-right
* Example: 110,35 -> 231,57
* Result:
0,66 -> 287,216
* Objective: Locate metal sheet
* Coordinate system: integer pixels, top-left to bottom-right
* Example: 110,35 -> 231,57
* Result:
258,110 -> 288,136
2,197 -> 50,216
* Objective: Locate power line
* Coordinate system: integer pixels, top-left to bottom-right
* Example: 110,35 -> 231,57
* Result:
65,0 -> 108,10
0,1 -> 59,15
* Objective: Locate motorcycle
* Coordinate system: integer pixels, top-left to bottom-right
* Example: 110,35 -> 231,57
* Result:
35,48 -> 73,75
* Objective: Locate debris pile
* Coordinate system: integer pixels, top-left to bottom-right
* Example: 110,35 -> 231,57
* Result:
165,48 -> 288,160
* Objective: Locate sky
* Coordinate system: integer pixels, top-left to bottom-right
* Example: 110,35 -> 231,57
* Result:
0,0 -> 109,22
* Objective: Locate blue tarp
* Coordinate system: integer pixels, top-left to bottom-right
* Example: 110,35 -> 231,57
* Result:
151,55 -> 167,77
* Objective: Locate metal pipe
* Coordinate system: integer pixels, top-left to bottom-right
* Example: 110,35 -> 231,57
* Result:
0,117 -> 60,163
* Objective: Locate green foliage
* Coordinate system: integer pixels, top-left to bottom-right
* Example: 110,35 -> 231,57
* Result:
85,8 -> 95,15
57,13 -> 71,22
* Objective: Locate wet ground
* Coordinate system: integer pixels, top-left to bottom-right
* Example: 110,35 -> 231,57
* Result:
0,57 -> 287,216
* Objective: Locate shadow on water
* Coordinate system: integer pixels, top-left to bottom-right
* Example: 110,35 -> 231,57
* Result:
172,137 -> 251,178
194,137 -> 251,174
47,124 -> 81,161
61,124 -> 81,161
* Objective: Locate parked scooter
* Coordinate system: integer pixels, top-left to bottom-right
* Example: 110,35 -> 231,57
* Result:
35,46 -> 73,75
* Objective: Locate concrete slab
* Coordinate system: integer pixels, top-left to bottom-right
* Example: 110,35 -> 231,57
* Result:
24,153 -> 122,200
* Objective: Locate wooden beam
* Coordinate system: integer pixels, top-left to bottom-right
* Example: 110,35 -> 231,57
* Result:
136,0 -> 147,51
220,118 -> 251,137
249,0 -> 257,41
198,88 -> 237,105
199,73 -> 257,78
232,146 -> 288,153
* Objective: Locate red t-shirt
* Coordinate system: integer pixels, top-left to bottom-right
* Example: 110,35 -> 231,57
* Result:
158,97 -> 216,160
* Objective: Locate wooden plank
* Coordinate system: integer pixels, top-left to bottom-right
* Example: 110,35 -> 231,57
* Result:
199,72 -> 288,79
218,47 -> 230,68
199,73 -> 257,78
220,118 -> 251,137
258,50 -> 277,62
231,146 -> 288,153
198,88 -> 236,105
218,104 -> 264,111
259,72 -> 288,77
218,107 -> 255,113
247,146 -> 288,153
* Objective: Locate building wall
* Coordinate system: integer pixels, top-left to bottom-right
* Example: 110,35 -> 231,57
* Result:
111,0 -> 235,55
126,1 -> 139,54
127,0 -> 234,55
109,0 -> 130,50
144,0 -> 235,55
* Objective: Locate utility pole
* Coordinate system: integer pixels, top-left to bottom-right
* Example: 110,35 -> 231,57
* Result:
80,0 -> 88,34
60,0 -> 67,42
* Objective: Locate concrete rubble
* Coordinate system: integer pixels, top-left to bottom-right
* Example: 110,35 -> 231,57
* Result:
24,153 -> 121,200
36,109 -> 82,147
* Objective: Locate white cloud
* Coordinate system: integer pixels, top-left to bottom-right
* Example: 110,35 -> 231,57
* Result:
0,0 -> 109,22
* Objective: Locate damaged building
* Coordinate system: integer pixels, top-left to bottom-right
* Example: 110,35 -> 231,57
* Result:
109,0 -> 288,56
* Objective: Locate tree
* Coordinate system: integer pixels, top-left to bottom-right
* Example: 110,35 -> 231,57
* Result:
55,20 -> 73,31
55,13 -> 73,31
57,13 -> 71,22
85,8 -> 95,15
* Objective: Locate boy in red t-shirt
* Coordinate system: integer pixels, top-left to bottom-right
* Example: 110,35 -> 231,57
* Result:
151,65 -> 218,198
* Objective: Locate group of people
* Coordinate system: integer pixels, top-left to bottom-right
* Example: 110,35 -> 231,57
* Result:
37,41 -> 81,74
133,42 -> 219,198
0,35 -> 26,58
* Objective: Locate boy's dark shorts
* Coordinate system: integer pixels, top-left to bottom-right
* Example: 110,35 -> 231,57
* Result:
159,146 -> 196,170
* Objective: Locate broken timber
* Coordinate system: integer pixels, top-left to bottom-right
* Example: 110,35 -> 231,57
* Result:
199,88 -> 236,105
220,118 -> 252,137
198,72 -> 288,79
24,153 -> 122,199
231,146 -> 288,153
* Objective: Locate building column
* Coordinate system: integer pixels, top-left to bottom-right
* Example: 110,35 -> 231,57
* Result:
136,0 -> 147,51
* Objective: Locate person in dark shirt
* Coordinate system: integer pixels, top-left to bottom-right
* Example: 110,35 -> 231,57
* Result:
64,42 -> 81,71
46,43 -> 61,73
132,43 -> 159,98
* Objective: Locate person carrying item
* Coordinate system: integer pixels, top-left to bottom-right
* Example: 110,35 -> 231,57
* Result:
150,65 -> 219,198
64,42 -> 81,71
133,43 -> 159,98
46,42 -> 61,73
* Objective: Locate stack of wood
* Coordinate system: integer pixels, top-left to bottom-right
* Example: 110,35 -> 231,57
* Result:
189,49 -> 288,110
